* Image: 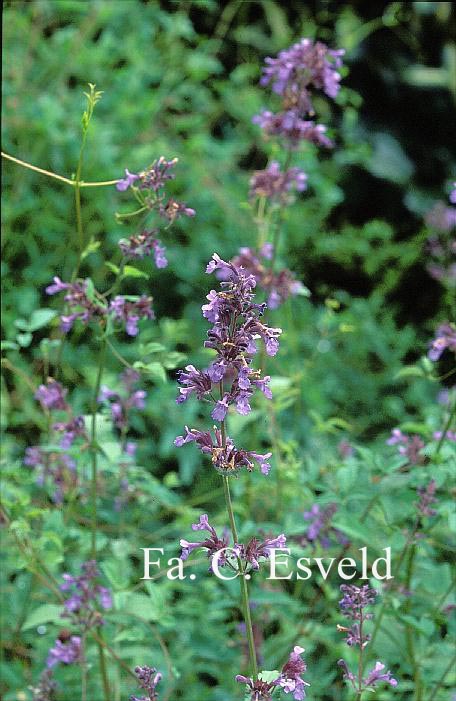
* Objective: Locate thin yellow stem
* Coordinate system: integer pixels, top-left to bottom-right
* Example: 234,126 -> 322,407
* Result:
1,151 -> 119,188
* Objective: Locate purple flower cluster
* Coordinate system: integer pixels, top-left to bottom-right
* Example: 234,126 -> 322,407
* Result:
416,480 -> 438,518
46,277 -> 107,333
175,426 -> 272,476
119,229 -> 168,269
46,276 -> 154,337
338,585 -> 397,692
174,255 -> 280,475
338,659 -> 397,691
116,157 -> 195,220
236,646 -> 309,701
99,368 -> 146,432
60,560 -> 112,629
428,322 -> 456,361
109,295 -> 155,336
301,503 -> 350,549
249,161 -> 307,203
35,379 -> 68,411
116,157 -> 194,270
46,633 -> 81,668
253,38 -> 344,148
130,665 -> 162,701
24,447 -> 77,503
224,244 -> 305,309
386,429 -> 425,465
179,513 -> 286,574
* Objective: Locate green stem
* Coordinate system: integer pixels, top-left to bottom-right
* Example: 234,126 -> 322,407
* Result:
1,150 -> 119,187
222,475 -> 259,681
435,400 -> 455,457
90,339 -> 107,559
404,544 -> 421,701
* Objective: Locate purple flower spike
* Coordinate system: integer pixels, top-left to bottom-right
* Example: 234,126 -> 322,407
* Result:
428,322 -> 456,361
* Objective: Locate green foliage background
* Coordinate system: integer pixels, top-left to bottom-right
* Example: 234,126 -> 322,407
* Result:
1,2 -> 455,700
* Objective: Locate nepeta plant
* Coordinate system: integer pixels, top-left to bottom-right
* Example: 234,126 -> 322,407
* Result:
337,585 -> 397,698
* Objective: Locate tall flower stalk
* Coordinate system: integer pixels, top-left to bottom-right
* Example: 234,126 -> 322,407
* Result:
175,254 -> 283,681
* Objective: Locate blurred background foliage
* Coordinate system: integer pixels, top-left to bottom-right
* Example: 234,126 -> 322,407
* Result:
1,1 -> 455,700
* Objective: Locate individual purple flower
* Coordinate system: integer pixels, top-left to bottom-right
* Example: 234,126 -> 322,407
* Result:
416,480 -> 438,517
179,513 -> 231,570
53,415 -> 87,449
46,278 -> 107,333
428,322 -> 456,361
302,503 -> 350,549
109,295 -> 155,336
130,665 -> 162,701
425,233 -> 456,288
249,161 -> 307,202
35,379 -> 68,411
364,661 -> 398,689
176,365 -> 213,404
116,168 -> 140,192
46,635 -> 81,668
60,560 -> 112,629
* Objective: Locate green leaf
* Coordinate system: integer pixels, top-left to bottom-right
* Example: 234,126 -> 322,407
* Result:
29,308 -> 58,331
122,265 -> 149,280
21,604 -> 62,631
